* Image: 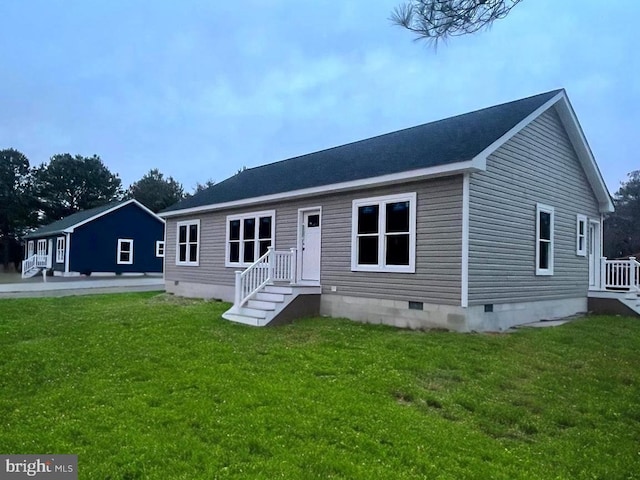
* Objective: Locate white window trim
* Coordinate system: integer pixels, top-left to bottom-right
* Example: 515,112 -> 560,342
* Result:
37,239 -> 46,255
56,236 -> 65,263
175,219 -> 200,266
117,238 -> 134,265
351,192 -> 417,273
576,214 -> 587,257
225,210 -> 276,267
27,240 -> 34,257
535,203 -> 554,276
156,240 -> 165,258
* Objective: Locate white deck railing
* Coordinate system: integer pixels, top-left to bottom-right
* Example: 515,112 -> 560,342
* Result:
234,247 -> 297,308
21,254 -> 48,278
602,257 -> 640,291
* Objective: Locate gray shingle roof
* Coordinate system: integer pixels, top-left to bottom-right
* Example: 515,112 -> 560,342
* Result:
163,89 -> 562,213
23,200 -> 129,239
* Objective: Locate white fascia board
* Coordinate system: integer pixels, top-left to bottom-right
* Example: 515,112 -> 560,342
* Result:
473,90 -> 614,214
472,91 -> 565,168
158,160 -> 482,218
66,199 -> 165,233
552,96 -> 615,213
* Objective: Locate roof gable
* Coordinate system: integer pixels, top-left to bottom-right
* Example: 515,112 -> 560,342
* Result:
24,199 -> 164,239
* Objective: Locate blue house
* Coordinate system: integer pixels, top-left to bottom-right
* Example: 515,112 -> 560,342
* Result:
22,199 -> 165,278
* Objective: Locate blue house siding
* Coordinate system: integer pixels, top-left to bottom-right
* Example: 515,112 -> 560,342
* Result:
69,203 -> 164,274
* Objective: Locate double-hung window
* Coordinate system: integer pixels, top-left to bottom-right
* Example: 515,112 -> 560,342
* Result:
536,204 -> 554,275
156,241 -> 165,258
351,192 -> 416,273
576,215 -> 587,256
226,211 -> 275,266
176,220 -> 200,266
56,237 -> 65,263
117,239 -> 134,265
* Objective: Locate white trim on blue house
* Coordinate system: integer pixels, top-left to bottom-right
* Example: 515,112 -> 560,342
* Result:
56,236 -> 65,263
117,238 -> 134,265
65,199 -> 165,233
64,233 -> 70,274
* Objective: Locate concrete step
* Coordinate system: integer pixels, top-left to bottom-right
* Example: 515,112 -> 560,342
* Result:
21,268 -> 41,279
263,285 -> 293,295
221,312 -> 262,327
247,300 -> 276,311
255,292 -> 285,303
236,306 -> 267,319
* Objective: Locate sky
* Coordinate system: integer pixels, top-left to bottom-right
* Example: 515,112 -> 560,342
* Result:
1,1 -> 638,195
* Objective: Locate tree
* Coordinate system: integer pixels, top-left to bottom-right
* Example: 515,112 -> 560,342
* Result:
391,0 -> 522,45
128,168 -> 185,213
0,148 -> 38,269
35,154 -> 124,222
604,171 -> 640,258
193,179 -> 215,194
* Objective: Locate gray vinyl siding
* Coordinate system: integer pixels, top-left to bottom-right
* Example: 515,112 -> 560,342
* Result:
165,175 -> 463,306
468,107 -> 600,305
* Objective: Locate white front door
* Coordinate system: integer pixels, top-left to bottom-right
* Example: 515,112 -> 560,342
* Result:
588,222 -> 600,289
300,209 -> 321,282
47,239 -> 54,268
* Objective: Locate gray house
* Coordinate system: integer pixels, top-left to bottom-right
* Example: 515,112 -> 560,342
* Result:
159,89 -> 626,331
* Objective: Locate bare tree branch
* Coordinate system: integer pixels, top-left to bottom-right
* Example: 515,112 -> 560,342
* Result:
390,0 -> 523,46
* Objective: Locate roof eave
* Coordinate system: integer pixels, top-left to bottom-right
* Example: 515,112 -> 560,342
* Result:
159,160 -> 483,218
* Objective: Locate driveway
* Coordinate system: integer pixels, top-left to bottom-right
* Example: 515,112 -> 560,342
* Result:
0,273 -> 165,298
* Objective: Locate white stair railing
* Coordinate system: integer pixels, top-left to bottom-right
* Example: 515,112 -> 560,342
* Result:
234,247 -> 297,308
21,254 -> 49,279
603,257 -> 640,291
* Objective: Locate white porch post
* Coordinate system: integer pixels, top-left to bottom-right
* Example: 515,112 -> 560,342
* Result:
289,247 -> 297,284
630,257 -> 637,291
600,257 -> 607,291
267,247 -> 274,284
234,271 -> 242,306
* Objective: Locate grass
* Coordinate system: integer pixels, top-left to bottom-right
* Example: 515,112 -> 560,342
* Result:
0,292 -> 639,479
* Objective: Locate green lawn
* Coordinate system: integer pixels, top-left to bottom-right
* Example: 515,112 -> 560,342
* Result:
0,293 -> 639,479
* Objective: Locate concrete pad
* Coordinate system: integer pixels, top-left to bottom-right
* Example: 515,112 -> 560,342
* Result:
0,275 -> 164,298
518,319 -> 572,328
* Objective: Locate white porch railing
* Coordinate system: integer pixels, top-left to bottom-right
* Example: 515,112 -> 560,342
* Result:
601,257 -> 640,291
21,254 -> 48,278
234,247 -> 297,308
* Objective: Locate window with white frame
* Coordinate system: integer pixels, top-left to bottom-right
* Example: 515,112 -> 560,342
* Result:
576,214 -> 587,256
27,240 -> 34,257
226,211 -> 275,266
56,237 -> 65,263
351,192 -> 417,273
176,220 -> 200,266
156,240 -> 165,258
536,204 -> 554,275
117,239 -> 134,265
37,239 -> 46,256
